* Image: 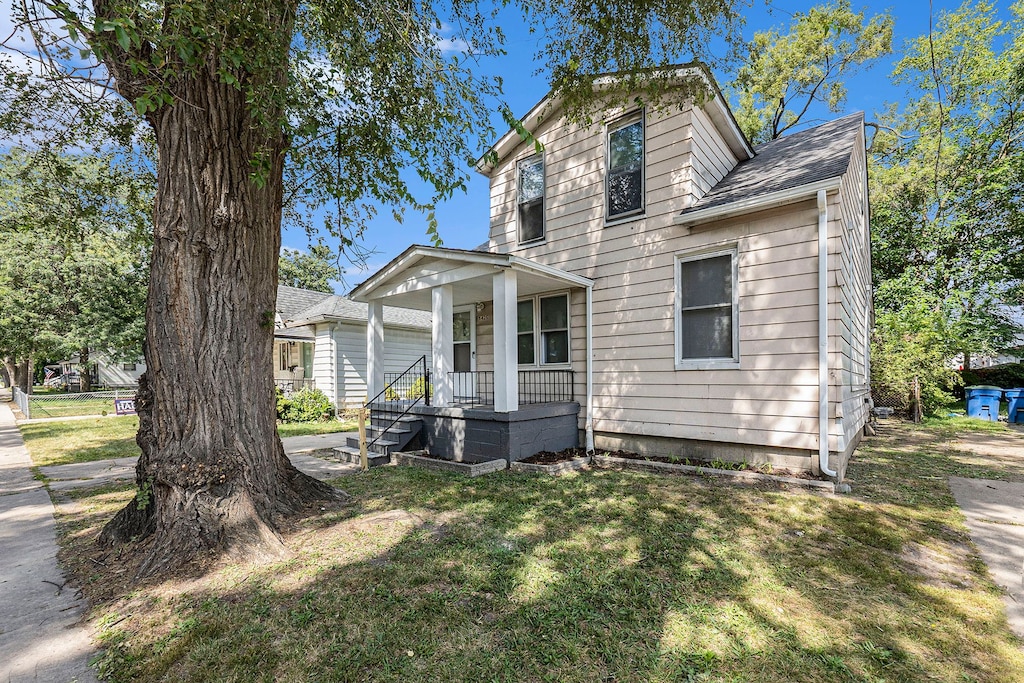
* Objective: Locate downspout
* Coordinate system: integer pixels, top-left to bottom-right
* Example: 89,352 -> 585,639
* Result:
818,190 -> 837,478
585,285 -> 595,453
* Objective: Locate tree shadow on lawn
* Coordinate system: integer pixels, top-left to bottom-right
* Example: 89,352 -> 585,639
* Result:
62,461 -> 1024,683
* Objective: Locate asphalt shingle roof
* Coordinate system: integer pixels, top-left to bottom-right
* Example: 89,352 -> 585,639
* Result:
276,285 -> 333,320
291,296 -> 432,330
679,112 -> 864,216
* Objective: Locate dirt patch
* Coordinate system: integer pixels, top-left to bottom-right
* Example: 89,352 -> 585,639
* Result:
520,447 -> 589,464
901,540 -> 978,590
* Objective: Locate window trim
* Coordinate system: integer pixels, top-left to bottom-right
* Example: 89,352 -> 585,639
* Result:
605,111 -> 646,223
517,291 -> 572,368
516,153 -> 546,246
674,246 -> 740,370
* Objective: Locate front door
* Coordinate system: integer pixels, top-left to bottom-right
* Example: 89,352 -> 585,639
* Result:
452,307 -> 476,400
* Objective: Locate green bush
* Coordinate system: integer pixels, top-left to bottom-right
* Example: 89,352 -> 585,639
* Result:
276,387 -> 334,423
961,363 -> 1024,389
405,376 -> 432,400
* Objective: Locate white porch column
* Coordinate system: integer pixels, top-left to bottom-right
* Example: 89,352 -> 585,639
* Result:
366,300 -> 384,401
492,269 -> 519,413
431,285 -> 454,406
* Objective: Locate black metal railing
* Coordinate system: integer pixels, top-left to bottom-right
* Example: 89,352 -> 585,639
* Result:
446,369 -> 574,408
365,355 -> 430,448
275,378 -> 316,394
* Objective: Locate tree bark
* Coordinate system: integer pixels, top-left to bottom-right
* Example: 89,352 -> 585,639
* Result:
98,35 -> 343,577
1,358 -> 12,389
79,346 -> 92,392
19,357 -> 31,394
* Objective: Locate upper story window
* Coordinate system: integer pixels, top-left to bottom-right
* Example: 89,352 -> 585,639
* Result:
517,155 -> 545,243
607,115 -> 644,220
675,248 -> 739,367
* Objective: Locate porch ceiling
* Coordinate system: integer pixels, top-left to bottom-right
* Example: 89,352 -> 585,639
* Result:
348,245 -> 592,310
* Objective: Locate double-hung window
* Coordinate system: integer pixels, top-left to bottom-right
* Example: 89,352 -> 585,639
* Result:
517,155 -> 545,243
517,293 -> 570,365
676,249 -> 738,366
607,115 -> 644,220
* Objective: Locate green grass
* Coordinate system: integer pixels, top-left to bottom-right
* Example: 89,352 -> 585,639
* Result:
20,416 -> 356,467
21,416 -> 141,466
54,419 -> 1024,683
27,396 -> 123,418
277,419 -> 357,438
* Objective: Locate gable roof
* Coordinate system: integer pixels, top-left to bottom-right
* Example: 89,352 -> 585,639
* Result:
277,285 -> 333,319
676,112 -> 864,225
477,63 -> 754,175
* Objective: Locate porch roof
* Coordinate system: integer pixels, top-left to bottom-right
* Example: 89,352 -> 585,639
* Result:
348,245 -> 593,310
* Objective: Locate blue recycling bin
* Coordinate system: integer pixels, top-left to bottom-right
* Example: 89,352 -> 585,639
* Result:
965,386 -> 1002,421
1005,388 -> 1024,424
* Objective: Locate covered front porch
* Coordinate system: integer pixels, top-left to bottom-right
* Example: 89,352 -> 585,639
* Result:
349,245 -> 594,462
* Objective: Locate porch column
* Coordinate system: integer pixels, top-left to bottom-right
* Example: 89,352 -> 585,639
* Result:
366,300 -> 384,401
492,269 -> 519,412
431,285 -> 453,406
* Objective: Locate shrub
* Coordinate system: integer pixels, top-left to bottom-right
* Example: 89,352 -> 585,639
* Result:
405,376 -> 432,400
276,387 -> 334,423
961,363 -> 1024,389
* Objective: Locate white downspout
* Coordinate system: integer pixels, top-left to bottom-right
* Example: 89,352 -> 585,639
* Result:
585,285 -> 595,453
818,190 -> 837,478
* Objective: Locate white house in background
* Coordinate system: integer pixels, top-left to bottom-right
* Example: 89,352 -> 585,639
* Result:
46,353 -> 145,389
349,64 -> 872,480
274,285 -> 432,409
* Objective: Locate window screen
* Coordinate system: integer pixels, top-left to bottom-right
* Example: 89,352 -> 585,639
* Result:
679,253 -> 735,360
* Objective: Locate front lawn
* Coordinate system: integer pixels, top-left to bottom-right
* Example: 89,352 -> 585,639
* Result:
20,417 -> 356,467
54,419 -> 1024,682
20,416 -> 141,467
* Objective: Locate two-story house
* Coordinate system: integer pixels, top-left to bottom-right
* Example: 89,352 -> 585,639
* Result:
349,65 -> 872,480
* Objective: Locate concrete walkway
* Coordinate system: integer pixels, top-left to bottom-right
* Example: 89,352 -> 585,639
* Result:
1,394 -> 98,683
39,431 -> 359,491
0,397 -> 358,682
949,476 -> 1024,640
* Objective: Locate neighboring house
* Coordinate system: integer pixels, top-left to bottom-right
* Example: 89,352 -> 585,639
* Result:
274,285 -> 432,409
45,354 -> 146,389
349,64 -> 872,480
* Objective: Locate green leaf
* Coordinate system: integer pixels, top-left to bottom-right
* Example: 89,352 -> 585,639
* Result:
115,25 -> 130,51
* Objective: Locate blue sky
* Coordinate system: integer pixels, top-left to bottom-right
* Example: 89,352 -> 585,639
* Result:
302,0 -> 1013,293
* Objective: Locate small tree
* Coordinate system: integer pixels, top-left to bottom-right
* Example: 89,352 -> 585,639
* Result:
278,244 -> 341,294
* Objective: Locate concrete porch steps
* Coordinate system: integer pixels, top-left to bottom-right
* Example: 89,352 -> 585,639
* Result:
337,414 -> 423,466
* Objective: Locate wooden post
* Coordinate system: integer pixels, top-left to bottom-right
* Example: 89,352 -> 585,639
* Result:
358,407 -> 369,471
912,377 -> 923,424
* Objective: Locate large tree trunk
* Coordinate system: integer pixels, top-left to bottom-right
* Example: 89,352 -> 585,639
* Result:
98,44 -> 343,577
1,357 -> 12,389
19,357 -> 31,394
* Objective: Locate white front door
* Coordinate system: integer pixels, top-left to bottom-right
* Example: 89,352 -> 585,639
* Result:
452,307 -> 476,399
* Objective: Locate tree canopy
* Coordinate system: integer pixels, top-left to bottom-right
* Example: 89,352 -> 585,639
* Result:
278,244 -> 341,293
729,0 -> 893,144
0,147 -> 152,390
870,0 -> 1024,368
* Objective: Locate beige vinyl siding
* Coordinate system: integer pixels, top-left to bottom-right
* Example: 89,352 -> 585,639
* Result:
483,94 -> 867,460
333,322 -> 432,407
832,131 -> 872,450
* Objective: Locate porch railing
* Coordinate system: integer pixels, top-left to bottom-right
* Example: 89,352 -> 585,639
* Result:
275,378 -> 315,394
366,355 -> 430,449
448,369 -> 574,408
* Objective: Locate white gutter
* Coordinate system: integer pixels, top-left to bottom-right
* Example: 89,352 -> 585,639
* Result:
585,285 -> 595,453
674,177 -> 842,228
817,190 -> 837,478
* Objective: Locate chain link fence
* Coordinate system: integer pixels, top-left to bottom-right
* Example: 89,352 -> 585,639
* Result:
16,388 -> 137,419
871,378 -> 923,422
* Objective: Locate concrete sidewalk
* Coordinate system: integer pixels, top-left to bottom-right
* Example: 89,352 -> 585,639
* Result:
949,476 -> 1024,640
1,394 -> 98,683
